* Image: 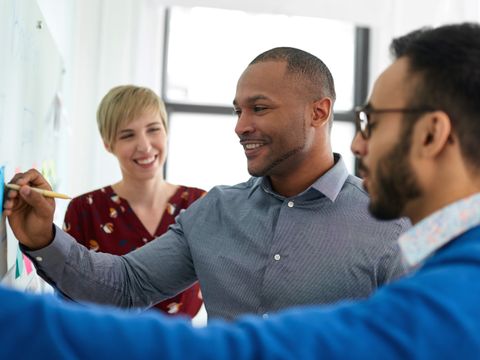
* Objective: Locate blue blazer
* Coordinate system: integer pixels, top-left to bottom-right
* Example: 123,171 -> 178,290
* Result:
2,225 -> 480,359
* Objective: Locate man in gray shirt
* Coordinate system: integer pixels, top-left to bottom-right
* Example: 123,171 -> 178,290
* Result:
6,47 -> 410,320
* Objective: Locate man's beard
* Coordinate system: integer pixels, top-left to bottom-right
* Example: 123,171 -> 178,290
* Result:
248,120 -> 307,177
249,144 -> 305,177
368,138 -> 423,220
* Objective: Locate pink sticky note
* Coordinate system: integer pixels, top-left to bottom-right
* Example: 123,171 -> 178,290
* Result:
23,254 -> 33,274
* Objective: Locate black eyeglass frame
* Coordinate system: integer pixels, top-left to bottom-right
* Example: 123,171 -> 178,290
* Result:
354,105 -> 435,139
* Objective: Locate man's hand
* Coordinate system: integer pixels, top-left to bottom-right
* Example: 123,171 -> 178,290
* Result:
3,169 -> 55,250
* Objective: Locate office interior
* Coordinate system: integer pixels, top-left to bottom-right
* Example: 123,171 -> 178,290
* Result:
15,0 -> 480,324
36,0 -> 480,205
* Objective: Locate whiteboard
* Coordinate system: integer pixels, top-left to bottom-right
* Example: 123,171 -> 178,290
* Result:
0,0 -> 64,274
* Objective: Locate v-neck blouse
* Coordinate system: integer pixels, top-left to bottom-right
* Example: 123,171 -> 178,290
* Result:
63,185 -> 206,317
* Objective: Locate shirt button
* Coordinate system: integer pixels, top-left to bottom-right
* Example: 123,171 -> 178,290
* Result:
262,313 -> 269,319
287,201 -> 294,208
273,254 -> 281,261
35,256 -> 43,262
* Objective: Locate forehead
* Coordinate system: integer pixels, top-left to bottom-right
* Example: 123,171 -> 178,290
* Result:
118,109 -> 162,129
370,57 -> 413,107
234,61 -> 297,103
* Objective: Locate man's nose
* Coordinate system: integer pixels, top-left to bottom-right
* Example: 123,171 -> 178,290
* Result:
350,131 -> 367,158
234,112 -> 255,136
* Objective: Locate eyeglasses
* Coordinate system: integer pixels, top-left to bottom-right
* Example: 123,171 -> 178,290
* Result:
354,106 -> 435,139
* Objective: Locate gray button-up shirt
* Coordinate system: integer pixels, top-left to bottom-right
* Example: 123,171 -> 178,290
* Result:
27,155 -> 411,320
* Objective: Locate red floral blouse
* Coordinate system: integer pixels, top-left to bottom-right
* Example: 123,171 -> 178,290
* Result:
63,185 -> 206,318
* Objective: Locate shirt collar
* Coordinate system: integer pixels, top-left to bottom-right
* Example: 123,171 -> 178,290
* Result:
249,153 -> 349,201
309,153 -> 349,202
399,192 -> 480,267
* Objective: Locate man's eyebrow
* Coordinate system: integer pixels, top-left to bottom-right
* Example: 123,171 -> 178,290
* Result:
233,95 -> 271,107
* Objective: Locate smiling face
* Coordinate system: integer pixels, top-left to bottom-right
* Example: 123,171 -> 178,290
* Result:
233,61 -> 315,178
107,109 -> 167,182
351,58 -> 423,220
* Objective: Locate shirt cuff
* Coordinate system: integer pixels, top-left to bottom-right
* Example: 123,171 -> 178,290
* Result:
22,224 -> 73,272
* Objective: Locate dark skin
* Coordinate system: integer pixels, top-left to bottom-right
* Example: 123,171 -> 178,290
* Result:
233,61 -> 334,197
3,169 -> 55,249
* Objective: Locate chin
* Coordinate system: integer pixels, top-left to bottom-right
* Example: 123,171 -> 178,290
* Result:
247,164 -> 266,177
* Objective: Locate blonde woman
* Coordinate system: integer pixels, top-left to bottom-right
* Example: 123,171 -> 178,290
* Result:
63,85 -> 205,317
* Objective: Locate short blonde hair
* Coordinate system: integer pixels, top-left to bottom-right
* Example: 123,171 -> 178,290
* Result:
97,85 -> 168,148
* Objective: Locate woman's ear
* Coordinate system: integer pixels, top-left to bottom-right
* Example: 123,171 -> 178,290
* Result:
104,141 -> 113,153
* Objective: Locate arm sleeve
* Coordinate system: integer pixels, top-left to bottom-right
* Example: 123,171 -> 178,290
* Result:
23,216 -> 198,309
2,266 -> 472,360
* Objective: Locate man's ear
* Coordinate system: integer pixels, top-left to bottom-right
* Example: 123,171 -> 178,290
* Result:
415,111 -> 452,157
311,97 -> 333,127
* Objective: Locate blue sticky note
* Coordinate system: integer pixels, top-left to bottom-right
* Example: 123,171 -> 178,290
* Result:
0,166 -> 4,217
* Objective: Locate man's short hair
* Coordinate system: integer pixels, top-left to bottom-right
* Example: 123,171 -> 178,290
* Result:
390,23 -> 480,169
250,47 -> 336,102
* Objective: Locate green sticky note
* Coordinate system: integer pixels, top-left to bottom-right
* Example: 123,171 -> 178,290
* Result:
15,246 -> 24,278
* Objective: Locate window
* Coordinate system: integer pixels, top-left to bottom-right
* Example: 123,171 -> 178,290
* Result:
163,6 -> 368,189
166,112 -> 248,190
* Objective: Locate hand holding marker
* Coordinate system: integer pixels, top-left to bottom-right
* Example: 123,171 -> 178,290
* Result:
5,183 -> 71,200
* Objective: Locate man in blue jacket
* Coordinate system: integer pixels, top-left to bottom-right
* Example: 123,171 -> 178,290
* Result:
3,22 -> 480,359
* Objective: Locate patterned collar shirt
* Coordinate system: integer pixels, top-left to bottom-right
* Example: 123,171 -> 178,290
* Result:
27,154 -> 411,320
399,192 -> 480,267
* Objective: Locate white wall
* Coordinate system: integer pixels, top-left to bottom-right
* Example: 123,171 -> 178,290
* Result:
368,0 -> 480,92
38,0 -> 165,203
37,0 -> 480,208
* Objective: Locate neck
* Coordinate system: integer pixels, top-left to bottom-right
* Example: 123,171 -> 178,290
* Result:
113,176 -> 171,207
406,170 -> 480,225
269,152 -> 335,197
